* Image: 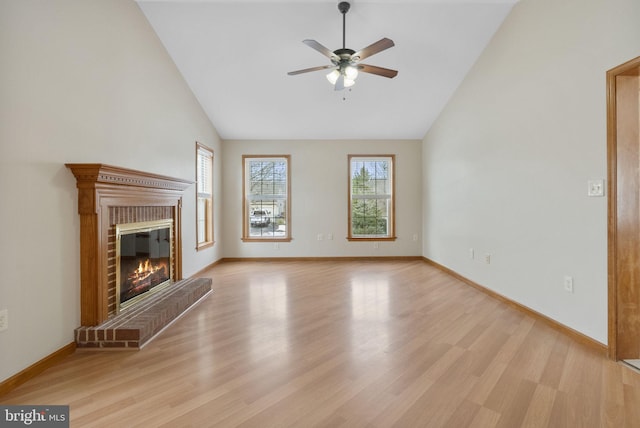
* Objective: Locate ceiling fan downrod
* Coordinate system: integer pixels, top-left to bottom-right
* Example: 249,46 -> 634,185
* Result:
338,1 -> 350,50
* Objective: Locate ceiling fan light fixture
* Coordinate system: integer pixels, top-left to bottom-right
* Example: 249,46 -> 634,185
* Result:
344,65 -> 358,80
326,66 -> 358,88
326,69 -> 340,85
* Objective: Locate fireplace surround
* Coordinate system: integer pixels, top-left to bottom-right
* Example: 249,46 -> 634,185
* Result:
67,164 -> 212,348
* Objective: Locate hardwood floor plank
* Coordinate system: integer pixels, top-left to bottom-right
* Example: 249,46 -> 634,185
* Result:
1,260 -> 639,427
538,331 -> 571,389
467,359 -> 509,406
385,341 -> 452,395
469,406 -> 501,427
366,375 -> 435,427
547,390 -> 571,428
493,378 -> 537,428
520,384 -> 556,428
600,363 -> 626,428
623,383 -> 640,427
441,399 -> 481,427
507,323 -> 557,383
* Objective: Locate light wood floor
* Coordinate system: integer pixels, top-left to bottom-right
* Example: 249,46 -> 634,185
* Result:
2,260 -> 640,427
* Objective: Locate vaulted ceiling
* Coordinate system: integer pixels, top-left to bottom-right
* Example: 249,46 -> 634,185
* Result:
137,0 -> 518,140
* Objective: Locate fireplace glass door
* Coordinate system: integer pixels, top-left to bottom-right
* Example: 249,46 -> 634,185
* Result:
116,219 -> 174,312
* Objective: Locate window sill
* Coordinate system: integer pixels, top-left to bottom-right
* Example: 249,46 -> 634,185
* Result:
347,236 -> 397,242
242,237 -> 293,243
196,241 -> 214,251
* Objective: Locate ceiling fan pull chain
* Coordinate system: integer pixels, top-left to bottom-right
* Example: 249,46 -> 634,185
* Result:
342,88 -> 352,102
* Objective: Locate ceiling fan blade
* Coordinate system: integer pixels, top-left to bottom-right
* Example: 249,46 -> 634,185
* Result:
358,64 -> 398,79
352,38 -> 395,61
303,39 -> 338,61
288,65 -> 335,76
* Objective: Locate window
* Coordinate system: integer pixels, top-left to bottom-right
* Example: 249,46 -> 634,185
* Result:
348,155 -> 396,240
196,143 -> 214,249
243,155 -> 291,241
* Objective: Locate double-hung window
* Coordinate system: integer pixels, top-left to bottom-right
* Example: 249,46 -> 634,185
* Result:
196,143 -> 214,249
348,155 -> 396,240
242,155 -> 291,241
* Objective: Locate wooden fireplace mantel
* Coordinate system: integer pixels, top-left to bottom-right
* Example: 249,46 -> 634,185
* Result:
66,163 -> 193,326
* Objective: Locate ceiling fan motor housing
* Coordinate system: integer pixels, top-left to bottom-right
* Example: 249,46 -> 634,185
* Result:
332,48 -> 356,64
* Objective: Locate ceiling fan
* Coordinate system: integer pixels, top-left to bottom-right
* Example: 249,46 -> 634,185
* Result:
287,1 -> 398,91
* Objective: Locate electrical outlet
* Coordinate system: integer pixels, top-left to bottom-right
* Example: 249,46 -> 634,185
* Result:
484,254 -> 491,264
373,242 -> 379,249
564,276 -> 574,293
327,233 -> 333,240
413,234 -> 418,242
317,233 -> 323,241
0,309 -> 8,332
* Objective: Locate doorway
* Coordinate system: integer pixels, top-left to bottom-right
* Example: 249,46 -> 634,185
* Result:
608,56 -> 640,362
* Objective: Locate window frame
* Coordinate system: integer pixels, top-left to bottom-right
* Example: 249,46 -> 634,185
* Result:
242,154 -> 292,242
347,154 -> 396,241
195,142 -> 214,250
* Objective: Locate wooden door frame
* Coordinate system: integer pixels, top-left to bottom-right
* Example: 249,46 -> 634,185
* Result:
608,55 -> 640,360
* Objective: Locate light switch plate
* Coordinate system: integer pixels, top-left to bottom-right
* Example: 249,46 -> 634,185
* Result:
587,179 -> 605,197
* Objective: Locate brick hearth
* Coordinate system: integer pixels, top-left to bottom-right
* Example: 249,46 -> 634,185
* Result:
75,277 -> 212,349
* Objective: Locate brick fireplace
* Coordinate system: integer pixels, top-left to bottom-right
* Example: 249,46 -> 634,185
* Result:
67,164 -> 212,348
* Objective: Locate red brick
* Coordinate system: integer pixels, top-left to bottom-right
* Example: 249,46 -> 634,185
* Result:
115,329 -> 140,340
102,341 -> 127,348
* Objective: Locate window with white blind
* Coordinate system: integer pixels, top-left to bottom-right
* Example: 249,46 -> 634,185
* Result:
242,155 -> 291,241
196,143 -> 214,249
348,155 -> 396,240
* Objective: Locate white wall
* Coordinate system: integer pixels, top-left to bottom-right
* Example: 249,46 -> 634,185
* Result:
0,0 -> 222,382
422,0 -> 640,344
222,140 -> 422,258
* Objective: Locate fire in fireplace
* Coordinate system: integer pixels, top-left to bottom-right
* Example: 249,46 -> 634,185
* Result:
116,219 -> 174,312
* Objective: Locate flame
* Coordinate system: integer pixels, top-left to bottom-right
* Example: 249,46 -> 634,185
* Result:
135,259 -> 159,275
